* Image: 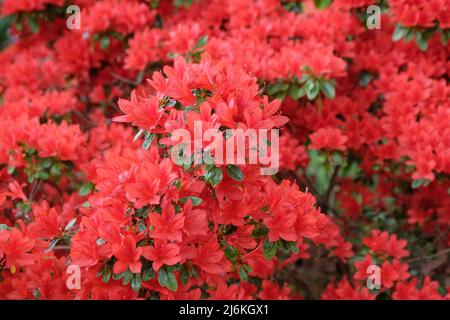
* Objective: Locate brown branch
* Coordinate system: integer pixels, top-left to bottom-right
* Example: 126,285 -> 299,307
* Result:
406,248 -> 450,263
290,170 -> 319,196
322,165 -> 340,210
290,169 -> 338,215
73,110 -> 95,128
52,245 -> 71,251
29,179 -> 43,201
110,72 -> 140,86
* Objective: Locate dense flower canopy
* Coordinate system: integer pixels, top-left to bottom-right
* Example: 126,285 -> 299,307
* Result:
0,0 -> 448,300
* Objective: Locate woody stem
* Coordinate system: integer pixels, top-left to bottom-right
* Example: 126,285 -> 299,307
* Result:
322,165 -> 340,213
406,248 -> 450,263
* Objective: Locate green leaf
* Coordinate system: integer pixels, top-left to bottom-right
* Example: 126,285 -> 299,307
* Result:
50,163 -> 62,177
142,266 -> 155,281
158,269 -> 178,291
26,15 -> 39,33
190,266 -> 199,279
16,20 -> 23,32
210,167 -> 223,186
205,166 -> 223,187
404,29 -> 414,42
194,35 -> 208,49
172,179 -> 182,191
252,226 -> 269,238
320,80 -> 335,99
313,0 -> 332,9
135,70 -> 145,84
110,31 -> 124,41
416,32 -> 428,51
167,52 -> 178,59
166,271 -> 178,291
100,36 -> 110,49
262,238 -> 277,260
225,245 -> 238,261
173,0 -> 195,8
158,268 -> 168,287
183,158 -> 192,171
131,274 -> 142,292
81,201 -> 91,208
287,241 -> 299,254
275,90 -> 287,100
306,79 -> 320,100
25,147 -> 36,155
226,164 -> 244,181
392,25 -> 407,41
133,129 -> 145,142
180,266 -> 189,285
142,132 -> 156,150
411,179 -> 422,189
238,267 -> 248,281
102,267 -> 112,284
113,271 -> 126,280
411,179 -> 429,189
0,224 -> 9,230
440,29 -> 449,45
266,82 -> 289,96
64,218 -> 77,232
283,2 -> 303,13
358,71 -> 375,87
243,264 -> 253,273
179,196 -> 203,206
122,270 -> 133,285
288,84 -> 305,100
299,74 -> 310,83
79,183 -> 94,196
36,171 -> 49,180
42,158 -> 53,168
44,238 -> 60,253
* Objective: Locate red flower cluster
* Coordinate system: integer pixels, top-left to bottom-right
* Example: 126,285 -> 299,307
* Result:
389,0 -> 450,28
0,0 -> 448,300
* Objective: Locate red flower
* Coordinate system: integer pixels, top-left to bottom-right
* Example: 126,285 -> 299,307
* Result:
309,127 -> 348,151
34,122 -> 86,161
4,181 -> 27,202
321,278 -> 375,300
209,282 -> 252,300
259,281 -> 292,300
226,225 -> 257,250
363,230 -> 409,259
381,259 -> 410,289
264,211 -> 297,242
149,204 -> 185,242
353,255 -> 374,281
125,158 -> 177,209
193,237 -> 230,275
0,2 -> 448,300
182,200 -> 209,237
114,91 -> 165,131
112,235 -> 142,274
1,0 -> 64,15
142,240 -> 181,272
393,277 -> 444,300
1,228 -> 35,269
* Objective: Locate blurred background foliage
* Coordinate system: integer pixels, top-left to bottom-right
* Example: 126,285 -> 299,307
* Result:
0,13 -> 12,51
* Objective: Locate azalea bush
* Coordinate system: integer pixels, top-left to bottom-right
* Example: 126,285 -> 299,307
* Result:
0,0 -> 449,300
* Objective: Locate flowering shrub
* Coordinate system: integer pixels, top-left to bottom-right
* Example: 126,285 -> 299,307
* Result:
0,0 -> 448,300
